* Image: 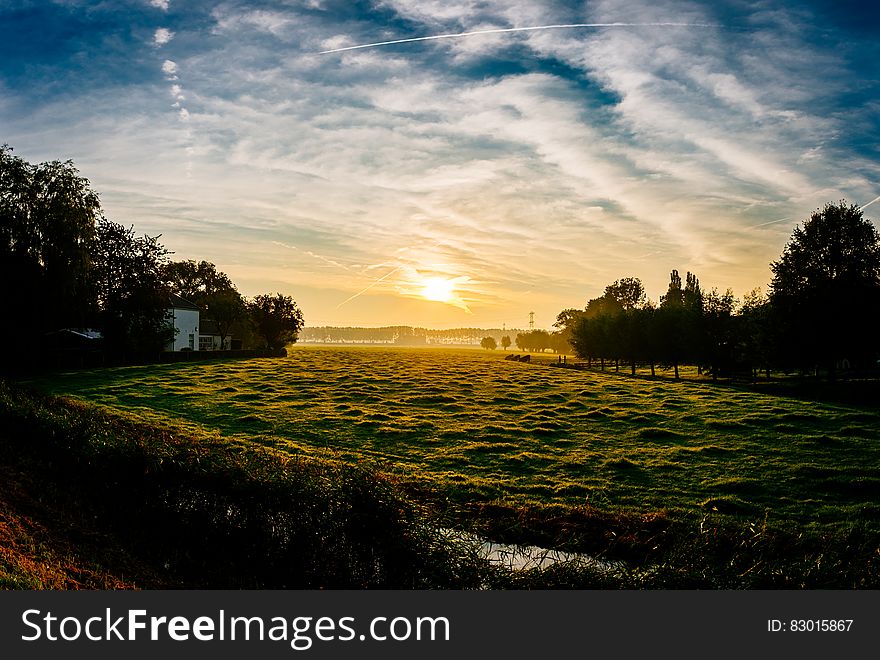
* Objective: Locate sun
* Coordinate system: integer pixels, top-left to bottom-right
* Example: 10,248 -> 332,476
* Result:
420,277 -> 456,303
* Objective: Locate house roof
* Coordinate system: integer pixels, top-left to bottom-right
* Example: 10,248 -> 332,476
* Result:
45,328 -> 103,340
168,293 -> 201,311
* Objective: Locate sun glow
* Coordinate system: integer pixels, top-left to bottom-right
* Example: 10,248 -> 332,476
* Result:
420,277 -> 456,303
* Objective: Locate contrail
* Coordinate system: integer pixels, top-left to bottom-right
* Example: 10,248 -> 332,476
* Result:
860,195 -> 880,211
319,22 -> 725,54
748,217 -> 790,229
273,241 -> 356,273
336,264 -> 405,309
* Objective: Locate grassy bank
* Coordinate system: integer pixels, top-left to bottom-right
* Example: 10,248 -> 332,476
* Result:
0,381 -> 487,589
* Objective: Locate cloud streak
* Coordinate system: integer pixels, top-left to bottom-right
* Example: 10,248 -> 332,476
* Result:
860,196 -> 880,211
319,22 -> 731,54
3,0 -> 877,327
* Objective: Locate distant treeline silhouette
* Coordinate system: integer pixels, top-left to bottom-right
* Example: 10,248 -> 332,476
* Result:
555,201 -> 880,380
0,146 -> 303,369
302,326 -> 526,345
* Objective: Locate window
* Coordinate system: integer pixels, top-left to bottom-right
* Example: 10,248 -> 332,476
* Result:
199,336 -> 214,351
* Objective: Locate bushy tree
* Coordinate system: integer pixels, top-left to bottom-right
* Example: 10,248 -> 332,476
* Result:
249,293 -> 305,351
91,220 -> 173,354
770,201 -> 880,373
515,329 -> 550,352
163,259 -> 235,302
500,335 -> 512,351
480,336 -> 497,350
700,288 -> 736,380
0,146 -> 100,353
736,288 -> 773,379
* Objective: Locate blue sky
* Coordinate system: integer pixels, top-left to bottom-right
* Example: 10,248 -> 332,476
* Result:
2,0 -> 878,328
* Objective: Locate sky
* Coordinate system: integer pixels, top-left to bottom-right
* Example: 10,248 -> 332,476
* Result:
1,0 -> 878,329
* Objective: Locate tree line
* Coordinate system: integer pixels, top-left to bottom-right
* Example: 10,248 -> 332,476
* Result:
305,326 -> 526,345
0,146 -> 304,366
554,201 -> 880,380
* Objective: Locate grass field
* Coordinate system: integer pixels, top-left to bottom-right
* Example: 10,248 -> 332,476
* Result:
25,346 -> 880,538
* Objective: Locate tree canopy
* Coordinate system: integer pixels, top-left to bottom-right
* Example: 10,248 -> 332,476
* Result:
1,145 -> 100,350
770,201 -> 880,371
91,220 -> 173,354
249,294 -> 305,351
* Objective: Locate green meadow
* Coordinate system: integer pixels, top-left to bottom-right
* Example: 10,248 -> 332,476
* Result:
26,346 -> 880,537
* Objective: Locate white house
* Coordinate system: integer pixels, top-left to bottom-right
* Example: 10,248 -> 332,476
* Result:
166,294 -> 200,351
199,319 -> 232,351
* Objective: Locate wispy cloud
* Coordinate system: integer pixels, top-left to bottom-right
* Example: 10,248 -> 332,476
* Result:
2,0 -> 877,327
149,0 -> 169,11
318,22 -> 728,54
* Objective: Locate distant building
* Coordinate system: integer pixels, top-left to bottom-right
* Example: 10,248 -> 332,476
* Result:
166,294 -> 200,351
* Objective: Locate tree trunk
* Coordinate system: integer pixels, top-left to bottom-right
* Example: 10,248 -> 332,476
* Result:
674,363 -> 679,379
630,359 -> 636,376
650,362 -> 655,377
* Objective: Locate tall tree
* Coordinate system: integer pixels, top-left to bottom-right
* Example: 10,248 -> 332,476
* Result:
737,288 -> 773,380
0,146 -> 100,353
769,201 -> 880,374
700,288 -> 736,380
163,259 -> 236,303
658,270 -> 687,378
660,269 -> 683,308
604,277 -> 646,310
91,220 -> 173,355
248,293 -> 305,351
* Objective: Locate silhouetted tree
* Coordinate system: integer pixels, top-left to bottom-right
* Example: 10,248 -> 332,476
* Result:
515,330 -> 550,352
501,335 -> 512,351
480,336 -> 497,350
737,288 -> 773,380
658,270 -> 686,378
91,219 -> 173,354
700,288 -> 736,380
552,308 -> 583,354
769,201 -> 880,375
248,293 -> 305,351
604,277 -> 646,310
163,259 -> 235,302
0,146 -> 99,355
660,269 -> 683,309
632,304 -> 660,376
